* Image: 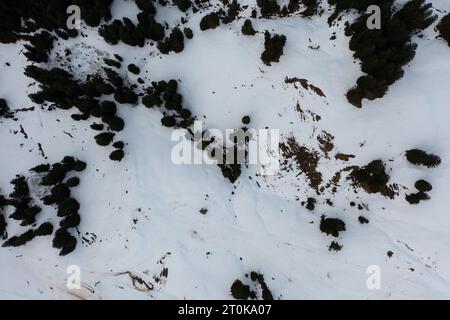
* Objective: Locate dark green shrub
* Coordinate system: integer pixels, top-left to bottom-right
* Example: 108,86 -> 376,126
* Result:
161,115 -> 176,127
358,216 -> 369,224
174,0 -> 191,12
59,213 -> 81,229
50,184 -> 71,203
90,123 -> 104,131
2,229 -> 35,247
142,94 -> 163,108
103,115 -> 125,132
158,28 -> 185,54
242,20 -> 256,36
242,116 -> 251,124
184,28 -> 193,39
34,222 -> 54,236
104,58 -> 121,68
95,132 -> 115,146
257,0 -> 280,17
352,160 -> 389,194
320,215 -> 346,237
128,64 -> 140,74
114,87 -> 138,104
230,280 -> 256,300
200,12 -> 220,31
30,164 -> 50,173
405,149 -> 441,168
73,160 -> 87,172
52,228 -> 77,256
0,98 -> 13,118
128,63 -> 141,74
261,31 -> 287,66
23,31 -> 56,63
415,179 -> 432,192
100,100 -> 117,116
57,198 -> 80,217
437,13 -> 450,46
339,0 -> 436,107
109,149 -> 125,161
405,192 -> 429,204
65,177 -> 80,188
113,141 -> 125,149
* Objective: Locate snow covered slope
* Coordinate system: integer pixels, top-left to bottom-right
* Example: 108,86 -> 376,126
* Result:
1,0 -> 450,299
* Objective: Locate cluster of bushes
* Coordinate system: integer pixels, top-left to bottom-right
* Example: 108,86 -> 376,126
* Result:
404,149 -> 440,204
0,0 -> 113,65
230,271 -> 273,300
23,31 -> 57,63
98,1 -> 194,55
405,179 -> 432,204
437,13 -> 450,46
7,176 -> 42,227
257,0 -> 281,17
99,1 -> 196,55
99,15 -> 164,47
173,0 -> 192,12
257,0 -> 320,18
24,63 -> 136,161
158,28 -> 185,54
261,31 -> 287,65
142,79 -> 195,129
0,157 -> 85,254
37,157 -> 87,256
199,1 -> 244,30
3,223 -> 53,248
350,160 -> 390,195
331,0 -> 437,107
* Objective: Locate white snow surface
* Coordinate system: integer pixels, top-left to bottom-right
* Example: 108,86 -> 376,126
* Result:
0,0 -> 450,299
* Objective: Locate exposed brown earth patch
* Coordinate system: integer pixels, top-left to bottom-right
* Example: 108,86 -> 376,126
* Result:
285,77 -> 326,97
335,153 -> 355,162
280,136 -> 323,193
317,131 -> 334,156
